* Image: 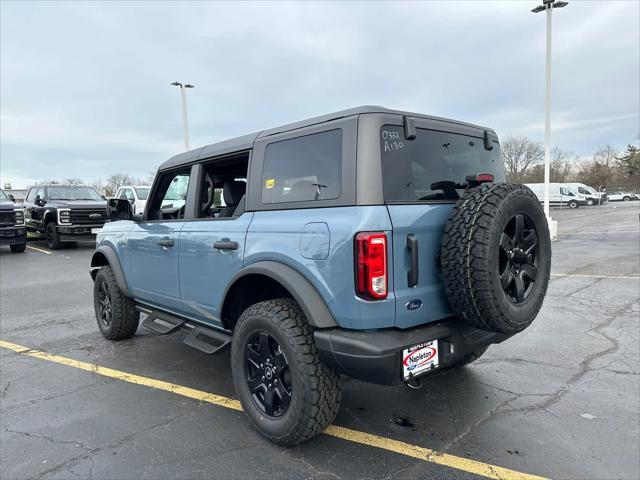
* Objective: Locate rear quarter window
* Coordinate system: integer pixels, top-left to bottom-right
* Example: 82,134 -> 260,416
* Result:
380,125 -> 504,202
261,129 -> 342,204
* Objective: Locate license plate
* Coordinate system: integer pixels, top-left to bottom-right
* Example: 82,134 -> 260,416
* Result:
402,340 -> 439,380
91,228 -> 102,234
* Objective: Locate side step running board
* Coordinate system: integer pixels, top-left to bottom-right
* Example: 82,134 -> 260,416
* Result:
137,305 -> 231,355
140,309 -> 187,334
183,326 -> 231,355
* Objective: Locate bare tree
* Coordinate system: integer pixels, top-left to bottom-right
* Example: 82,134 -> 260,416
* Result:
64,178 -> 84,185
105,173 -> 137,197
501,136 -> 544,183
575,145 -> 619,189
550,147 -> 575,183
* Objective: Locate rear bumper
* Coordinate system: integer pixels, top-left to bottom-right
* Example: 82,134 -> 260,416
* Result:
0,226 -> 26,246
314,318 -> 512,385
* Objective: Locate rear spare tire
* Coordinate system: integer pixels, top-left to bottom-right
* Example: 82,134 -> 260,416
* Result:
441,183 -> 551,334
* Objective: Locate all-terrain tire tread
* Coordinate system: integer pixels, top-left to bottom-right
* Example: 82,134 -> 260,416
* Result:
235,298 -> 341,446
441,183 -> 550,333
95,266 -> 139,340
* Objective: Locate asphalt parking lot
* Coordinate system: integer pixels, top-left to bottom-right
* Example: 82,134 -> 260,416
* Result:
1,202 -> 638,480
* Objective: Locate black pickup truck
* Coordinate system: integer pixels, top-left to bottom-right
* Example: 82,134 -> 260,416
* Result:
0,189 -> 26,253
23,185 -> 107,249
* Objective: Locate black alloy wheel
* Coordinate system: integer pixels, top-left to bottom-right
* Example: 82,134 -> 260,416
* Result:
96,279 -> 113,328
498,213 -> 539,303
245,331 -> 292,417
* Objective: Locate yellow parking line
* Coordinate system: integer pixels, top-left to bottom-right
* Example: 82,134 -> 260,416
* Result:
26,245 -> 53,255
551,273 -> 639,279
0,339 -> 547,480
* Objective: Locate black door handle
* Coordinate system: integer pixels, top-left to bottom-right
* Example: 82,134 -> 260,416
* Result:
158,239 -> 175,248
214,240 -> 239,251
407,234 -> 419,288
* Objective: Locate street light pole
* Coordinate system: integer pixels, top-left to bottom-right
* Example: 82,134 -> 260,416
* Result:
171,81 -> 194,150
532,0 -> 568,240
543,4 -> 552,220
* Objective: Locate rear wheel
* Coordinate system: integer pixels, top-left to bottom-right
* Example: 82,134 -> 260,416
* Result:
45,222 -> 63,250
93,266 -> 139,340
10,243 -> 26,253
441,184 -> 551,334
231,299 -> 341,446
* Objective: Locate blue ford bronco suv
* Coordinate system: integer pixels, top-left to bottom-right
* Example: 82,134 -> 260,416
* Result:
91,106 -> 551,446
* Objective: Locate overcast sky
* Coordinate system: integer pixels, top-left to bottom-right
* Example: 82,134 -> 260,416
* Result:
1,0 -> 638,188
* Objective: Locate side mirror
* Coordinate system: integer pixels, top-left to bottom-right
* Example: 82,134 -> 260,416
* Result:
107,198 -> 135,222
8,194 -> 16,202
35,195 -> 46,206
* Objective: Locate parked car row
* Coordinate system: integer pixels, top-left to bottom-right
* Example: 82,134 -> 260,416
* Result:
606,191 -> 639,202
524,182 -> 637,209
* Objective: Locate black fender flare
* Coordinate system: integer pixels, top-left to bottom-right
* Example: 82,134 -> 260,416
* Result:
43,209 -> 56,226
223,261 -> 338,329
90,246 -> 130,297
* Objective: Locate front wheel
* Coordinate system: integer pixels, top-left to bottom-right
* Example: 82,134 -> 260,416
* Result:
231,299 -> 341,446
10,243 -> 26,253
93,266 -> 139,340
568,200 -> 579,209
623,196 -> 631,202
586,198 -> 595,206
45,222 -> 63,249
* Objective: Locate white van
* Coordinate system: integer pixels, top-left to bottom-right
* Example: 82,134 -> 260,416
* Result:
566,183 -> 606,206
525,183 -> 588,209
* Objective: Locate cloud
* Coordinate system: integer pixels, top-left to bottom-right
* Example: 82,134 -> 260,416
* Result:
0,0 -> 638,188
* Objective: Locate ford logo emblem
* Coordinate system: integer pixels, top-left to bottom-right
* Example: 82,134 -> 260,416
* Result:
405,299 -> 422,311
89,213 -> 102,219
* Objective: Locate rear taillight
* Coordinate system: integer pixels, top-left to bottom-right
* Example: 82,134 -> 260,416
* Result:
355,232 -> 388,300
476,173 -> 494,182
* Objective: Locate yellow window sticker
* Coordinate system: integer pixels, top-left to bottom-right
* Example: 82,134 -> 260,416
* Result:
265,179 -> 275,189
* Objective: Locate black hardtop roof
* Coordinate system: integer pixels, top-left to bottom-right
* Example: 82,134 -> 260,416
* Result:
159,106 -> 495,171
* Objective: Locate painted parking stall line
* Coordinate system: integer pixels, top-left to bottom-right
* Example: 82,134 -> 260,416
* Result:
551,273 -> 639,279
26,245 -> 53,255
0,339 -> 547,480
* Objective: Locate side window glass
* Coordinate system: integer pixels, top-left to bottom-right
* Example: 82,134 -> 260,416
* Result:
125,189 -> 135,201
26,188 -> 36,202
36,187 -> 45,200
117,189 -> 128,200
198,153 -> 249,219
261,129 -> 342,204
147,171 -> 190,221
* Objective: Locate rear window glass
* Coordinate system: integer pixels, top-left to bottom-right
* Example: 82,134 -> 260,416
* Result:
380,126 -> 504,202
262,129 -> 342,204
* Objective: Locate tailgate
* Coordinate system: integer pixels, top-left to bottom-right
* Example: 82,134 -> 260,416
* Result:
387,204 -> 454,329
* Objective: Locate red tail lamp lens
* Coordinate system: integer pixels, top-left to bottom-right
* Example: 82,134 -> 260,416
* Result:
476,173 -> 494,182
355,232 -> 388,300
